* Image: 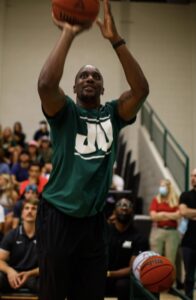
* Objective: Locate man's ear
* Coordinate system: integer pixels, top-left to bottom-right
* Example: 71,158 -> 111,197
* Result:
73,85 -> 76,94
101,87 -> 105,95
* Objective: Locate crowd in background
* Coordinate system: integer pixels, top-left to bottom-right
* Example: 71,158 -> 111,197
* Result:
0,121 -> 195,300
0,120 -> 52,235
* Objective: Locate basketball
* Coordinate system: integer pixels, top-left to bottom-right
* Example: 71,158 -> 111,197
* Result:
132,251 -> 160,280
140,255 -> 176,293
52,0 -> 100,24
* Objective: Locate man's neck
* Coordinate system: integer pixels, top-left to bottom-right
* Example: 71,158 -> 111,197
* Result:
23,222 -> 35,238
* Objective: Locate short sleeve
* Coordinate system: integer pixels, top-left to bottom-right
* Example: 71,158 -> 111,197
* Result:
105,100 -> 137,131
0,230 -> 15,251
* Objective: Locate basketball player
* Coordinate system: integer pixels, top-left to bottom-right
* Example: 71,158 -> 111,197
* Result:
36,0 -> 149,299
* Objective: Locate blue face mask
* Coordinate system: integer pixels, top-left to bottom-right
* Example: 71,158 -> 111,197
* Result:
159,186 -> 168,197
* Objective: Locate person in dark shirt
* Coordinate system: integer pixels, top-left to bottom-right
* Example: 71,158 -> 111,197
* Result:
179,168 -> 196,300
106,198 -> 149,300
0,198 -> 39,293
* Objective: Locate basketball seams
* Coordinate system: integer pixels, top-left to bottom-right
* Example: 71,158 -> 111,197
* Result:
140,263 -> 173,278
52,2 -> 99,21
142,268 -> 174,288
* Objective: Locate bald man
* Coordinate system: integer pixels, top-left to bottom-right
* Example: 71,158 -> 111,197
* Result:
179,168 -> 196,299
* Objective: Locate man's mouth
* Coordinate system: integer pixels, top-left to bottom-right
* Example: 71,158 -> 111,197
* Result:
83,86 -> 95,92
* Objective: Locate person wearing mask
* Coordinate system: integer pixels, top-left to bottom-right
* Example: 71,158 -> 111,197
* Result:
106,198 -> 149,300
149,179 -> 180,266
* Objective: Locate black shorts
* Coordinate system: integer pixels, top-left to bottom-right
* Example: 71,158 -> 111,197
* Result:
36,198 -> 108,300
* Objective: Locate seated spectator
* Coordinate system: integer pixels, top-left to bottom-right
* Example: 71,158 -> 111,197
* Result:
11,151 -> 30,186
105,198 -> 149,300
0,148 -> 10,175
0,127 -> 15,164
149,179 -> 180,266
27,141 -> 40,164
0,198 -> 39,293
12,184 -> 39,229
13,122 -> 26,148
0,204 -> 5,242
0,174 -> 18,233
33,120 -> 49,142
110,163 -> 124,191
38,136 -> 52,166
41,162 -> 52,180
19,162 -> 48,197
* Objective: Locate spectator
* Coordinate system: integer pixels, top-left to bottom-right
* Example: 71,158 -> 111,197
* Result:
33,121 -> 49,142
0,148 -> 10,175
179,168 -> 196,300
41,162 -> 52,180
0,174 -> 18,233
0,198 -> 39,293
0,204 -> 5,242
0,127 -> 15,163
111,162 -> 125,191
105,198 -> 149,300
11,151 -> 30,185
27,141 -> 40,164
38,136 -> 52,166
149,179 -> 180,266
19,163 -> 48,197
13,184 -> 39,229
13,122 -> 26,148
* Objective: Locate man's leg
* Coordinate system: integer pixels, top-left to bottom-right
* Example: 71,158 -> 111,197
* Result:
36,199 -> 72,300
182,246 -> 196,299
69,213 -> 107,300
0,271 -> 13,292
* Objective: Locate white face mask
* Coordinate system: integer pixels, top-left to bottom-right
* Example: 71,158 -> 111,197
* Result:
159,186 -> 168,197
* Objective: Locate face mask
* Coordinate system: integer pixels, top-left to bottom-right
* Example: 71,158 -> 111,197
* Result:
116,213 -> 132,224
159,186 -> 168,197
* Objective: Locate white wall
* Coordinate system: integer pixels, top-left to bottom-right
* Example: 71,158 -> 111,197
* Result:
0,0 -> 195,171
190,3 -> 196,169
0,0 -> 5,121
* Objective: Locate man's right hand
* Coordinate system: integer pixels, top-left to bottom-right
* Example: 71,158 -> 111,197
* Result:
7,268 -> 22,289
51,13 -> 92,36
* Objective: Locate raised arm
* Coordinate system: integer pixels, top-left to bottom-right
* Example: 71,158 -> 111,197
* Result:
37,17 -> 90,117
97,0 -> 149,121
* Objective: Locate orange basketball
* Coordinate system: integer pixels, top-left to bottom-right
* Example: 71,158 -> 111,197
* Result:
52,0 -> 100,24
140,255 -> 176,293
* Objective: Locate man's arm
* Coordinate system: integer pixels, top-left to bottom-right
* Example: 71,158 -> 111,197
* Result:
97,0 -> 149,121
0,249 -> 21,289
179,204 -> 196,220
38,18 -> 90,117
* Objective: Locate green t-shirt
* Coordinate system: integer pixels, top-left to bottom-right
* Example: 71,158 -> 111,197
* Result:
43,96 -> 136,217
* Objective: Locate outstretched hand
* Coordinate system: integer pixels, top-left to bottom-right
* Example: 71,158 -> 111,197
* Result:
51,12 -> 92,35
96,0 -> 120,42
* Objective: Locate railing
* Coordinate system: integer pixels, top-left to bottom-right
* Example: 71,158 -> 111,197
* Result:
141,102 -> 189,192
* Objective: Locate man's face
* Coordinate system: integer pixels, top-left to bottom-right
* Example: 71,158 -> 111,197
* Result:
74,65 -> 104,103
115,198 -> 133,224
29,166 -> 40,179
19,154 -> 30,169
22,203 -> 37,223
191,169 -> 196,189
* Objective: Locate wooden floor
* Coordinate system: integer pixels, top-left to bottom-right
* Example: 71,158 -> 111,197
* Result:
105,290 -> 196,299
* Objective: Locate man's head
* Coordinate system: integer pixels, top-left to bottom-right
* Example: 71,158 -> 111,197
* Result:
115,198 -> 133,225
24,184 -> 38,200
73,65 -> 104,108
39,120 -> 48,131
19,151 -> 30,169
21,198 -> 39,224
28,163 -> 41,180
191,168 -> 196,189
